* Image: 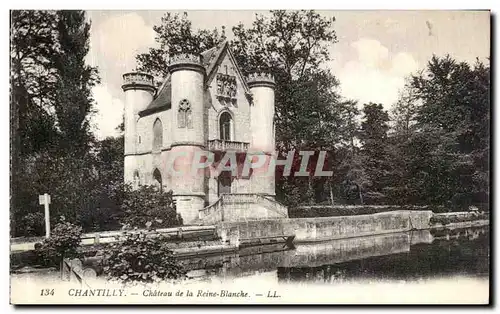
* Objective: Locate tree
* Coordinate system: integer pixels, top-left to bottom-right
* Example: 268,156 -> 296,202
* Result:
11,10 -> 60,235
53,10 -> 99,153
95,136 -> 124,186
382,82 -> 422,204
10,10 -> 99,156
231,10 -> 337,78
335,99 -> 367,192
408,55 -> 490,208
10,10 -> 60,158
136,12 -> 225,83
231,11 -> 339,146
231,11 -> 342,205
391,78 -> 420,140
382,55 -> 490,208
10,11 -> 119,236
358,103 -> 391,204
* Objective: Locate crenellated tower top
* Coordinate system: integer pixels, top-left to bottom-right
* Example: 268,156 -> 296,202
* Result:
168,52 -> 205,74
121,72 -> 156,93
246,72 -> 276,89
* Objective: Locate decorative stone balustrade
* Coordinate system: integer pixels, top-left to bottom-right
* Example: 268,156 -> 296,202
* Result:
208,139 -> 249,152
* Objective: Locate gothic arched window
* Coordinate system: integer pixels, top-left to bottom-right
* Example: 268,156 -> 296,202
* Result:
153,168 -> 162,192
219,112 -> 232,141
153,118 -> 163,152
178,99 -> 192,128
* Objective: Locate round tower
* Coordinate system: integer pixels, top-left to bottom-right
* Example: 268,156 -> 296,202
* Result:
247,72 -> 276,197
168,53 -> 206,223
121,72 -> 156,184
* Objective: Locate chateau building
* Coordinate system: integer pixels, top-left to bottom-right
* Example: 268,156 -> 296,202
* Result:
121,41 -> 287,224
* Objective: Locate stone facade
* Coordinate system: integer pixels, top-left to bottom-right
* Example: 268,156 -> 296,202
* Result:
121,42 -> 277,224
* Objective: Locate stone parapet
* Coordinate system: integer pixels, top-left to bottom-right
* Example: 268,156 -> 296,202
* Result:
246,72 -> 276,88
121,72 -> 156,92
168,52 -> 205,74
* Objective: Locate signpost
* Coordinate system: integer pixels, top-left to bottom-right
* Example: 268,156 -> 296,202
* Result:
39,193 -> 51,238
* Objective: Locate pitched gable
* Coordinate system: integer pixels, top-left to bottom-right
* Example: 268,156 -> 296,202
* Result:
205,41 -> 250,94
139,42 -> 249,117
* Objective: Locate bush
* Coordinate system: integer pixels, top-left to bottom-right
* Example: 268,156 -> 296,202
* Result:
120,185 -> 182,229
101,229 -> 185,284
36,216 -> 83,266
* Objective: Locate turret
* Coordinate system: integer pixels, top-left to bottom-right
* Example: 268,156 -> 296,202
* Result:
247,72 -> 276,197
169,53 -> 206,146
121,72 -> 156,184
247,72 -> 276,153
121,72 -> 156,155
168,53 -> 206,223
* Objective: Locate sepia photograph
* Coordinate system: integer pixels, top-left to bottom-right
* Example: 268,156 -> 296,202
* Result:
9,8 -> 491,305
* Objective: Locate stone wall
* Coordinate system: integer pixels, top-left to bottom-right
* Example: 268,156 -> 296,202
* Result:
217,210 -> 433,246
432,211 -> 489,220
409,210 -> 434,230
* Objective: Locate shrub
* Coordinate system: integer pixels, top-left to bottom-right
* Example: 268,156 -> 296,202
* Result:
101,228 -> 185,284
120,184 -> 182,229
36,216 -> 83,266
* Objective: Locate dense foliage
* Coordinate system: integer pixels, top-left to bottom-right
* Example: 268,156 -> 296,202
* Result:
11,138 -> 124,236
10,10 -> 125,236
385,56 -> 490,208
120,185 -> 182,229
36,217 -> 83,266
101,229 -> 185,283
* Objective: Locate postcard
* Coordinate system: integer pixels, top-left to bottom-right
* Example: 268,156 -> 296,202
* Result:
9,9 -> 490,305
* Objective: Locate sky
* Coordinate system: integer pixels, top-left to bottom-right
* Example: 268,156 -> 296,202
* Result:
85,10 -> 490,139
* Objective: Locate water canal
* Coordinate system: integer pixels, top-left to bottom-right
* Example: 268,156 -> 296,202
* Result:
182,226 -> 490,285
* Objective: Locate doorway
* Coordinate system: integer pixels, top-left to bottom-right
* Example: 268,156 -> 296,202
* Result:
217,171 -> 232,196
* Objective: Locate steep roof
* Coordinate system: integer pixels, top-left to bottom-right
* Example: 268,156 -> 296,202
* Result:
139,41 -> 248,117
139,75 -> 172,117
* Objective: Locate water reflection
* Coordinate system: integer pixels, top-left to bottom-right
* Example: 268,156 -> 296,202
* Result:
183,226 -> 489,284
